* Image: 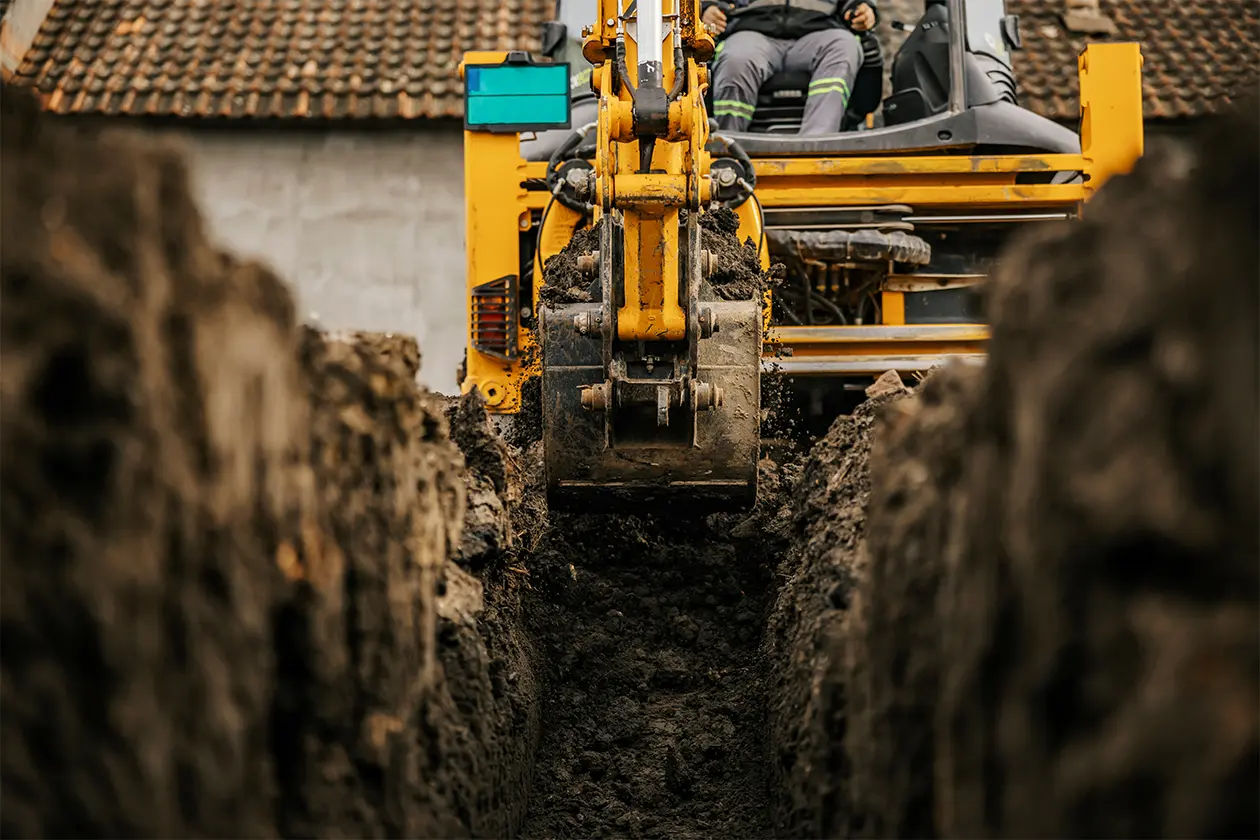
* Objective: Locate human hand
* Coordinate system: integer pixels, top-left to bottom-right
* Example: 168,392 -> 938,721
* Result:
845,2 -> 875,32
702,5 -> 728,34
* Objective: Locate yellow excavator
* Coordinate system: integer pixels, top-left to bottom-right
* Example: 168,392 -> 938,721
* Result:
458,0 -> 1144,511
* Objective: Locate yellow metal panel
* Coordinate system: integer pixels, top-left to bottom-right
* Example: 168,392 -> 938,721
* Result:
753,154 -> 1088,177
764,325 -> 989,373
462,119 -> 532,412
752,182 -> 1085,208
620,207 -> 688,340
766,354 -> 986,376
767,325 -> 989,346
1079,42 -> 1145,195
881,292 -> 906,325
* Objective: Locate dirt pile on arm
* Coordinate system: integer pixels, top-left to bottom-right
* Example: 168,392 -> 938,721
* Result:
698,206 -> 782,301
0,81 -> 540,839
538,207 -> 780,309
539,221 -> 600,307
770,96 -> 1259,838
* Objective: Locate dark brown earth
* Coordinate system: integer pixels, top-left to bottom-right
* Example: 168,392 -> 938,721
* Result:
0,81 -> 537,839
273,328 -> 469,838
0,80 -> 305,838
539,207 -> 779,309
698,206 -> 783,301
761,372 -> 915,839
931,98 -> 1259,839
539,221 -> 600,307
515,452 -> 788,840
439,390 -> 541,837
847,365 -> 979,839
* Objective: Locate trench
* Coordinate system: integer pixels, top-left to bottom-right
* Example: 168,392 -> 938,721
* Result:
515,505 -> 778,838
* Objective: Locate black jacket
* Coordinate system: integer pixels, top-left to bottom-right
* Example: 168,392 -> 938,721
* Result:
702,0 -> 879,41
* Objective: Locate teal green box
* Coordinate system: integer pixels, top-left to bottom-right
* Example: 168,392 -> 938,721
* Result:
465,62 -> 572,132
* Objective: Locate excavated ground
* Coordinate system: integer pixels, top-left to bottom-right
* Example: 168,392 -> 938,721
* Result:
512,455 -> 794,839
3,72 -> 1257,840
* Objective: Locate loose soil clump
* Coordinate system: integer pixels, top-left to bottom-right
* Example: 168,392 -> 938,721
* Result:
539,222 -> 600,307
698,206 -> 783,301
539,208 -> 779,308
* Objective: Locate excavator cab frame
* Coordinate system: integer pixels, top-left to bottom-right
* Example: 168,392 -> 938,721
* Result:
458,0 -> 1145,510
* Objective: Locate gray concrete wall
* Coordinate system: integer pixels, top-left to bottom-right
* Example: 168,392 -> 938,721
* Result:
162,126 -> 468,395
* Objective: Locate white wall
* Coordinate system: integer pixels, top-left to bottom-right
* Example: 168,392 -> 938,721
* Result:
168,126 -> 468,395
1,0 -> 56,76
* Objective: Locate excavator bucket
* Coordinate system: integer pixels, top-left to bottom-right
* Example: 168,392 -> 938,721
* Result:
541,296 -> 761,512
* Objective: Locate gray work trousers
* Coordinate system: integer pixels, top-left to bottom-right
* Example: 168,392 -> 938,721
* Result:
712,28 -> 863,135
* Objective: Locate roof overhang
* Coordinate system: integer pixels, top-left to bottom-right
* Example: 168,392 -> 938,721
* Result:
1,0 -> 55,81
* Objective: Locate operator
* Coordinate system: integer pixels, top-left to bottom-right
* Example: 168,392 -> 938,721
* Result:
703,0 -> 879,135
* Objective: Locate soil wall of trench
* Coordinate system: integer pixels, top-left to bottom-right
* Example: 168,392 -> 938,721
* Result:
765,94 -> 1259,839
3,70 -> 1257,840
0,81 -> 539,839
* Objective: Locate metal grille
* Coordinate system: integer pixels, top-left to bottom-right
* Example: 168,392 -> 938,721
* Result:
471,273 -> 518,360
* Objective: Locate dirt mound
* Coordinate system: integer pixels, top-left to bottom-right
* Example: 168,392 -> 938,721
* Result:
438,390 -> 541,837
0,81 -> 304,837
539,208 -> 779,309
539,222 -> 600,307
0,82 -> 539,839
933,99 -> 1259,838
278,340 -> 540,838
848,364 -> 979,838
698,206 -> 783,301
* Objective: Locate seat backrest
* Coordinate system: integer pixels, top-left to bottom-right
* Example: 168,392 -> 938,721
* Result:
756,70 -> 813,107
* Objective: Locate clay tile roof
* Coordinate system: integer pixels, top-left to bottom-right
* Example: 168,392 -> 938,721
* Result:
7,0 -> 554,119
877,0 -> 1259,122
1009,0 -> 1260,121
